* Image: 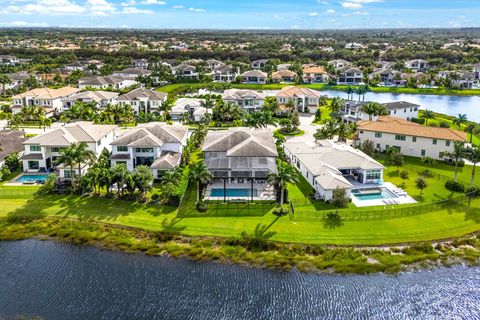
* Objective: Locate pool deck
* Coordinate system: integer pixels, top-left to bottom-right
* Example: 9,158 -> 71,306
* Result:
5,173 -> 51,186
205,183 -> 276,201
351,182 -> 417,207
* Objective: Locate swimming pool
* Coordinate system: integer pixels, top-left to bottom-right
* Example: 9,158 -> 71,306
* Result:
210,188 -> 258,197
16,174 -> 50,183
351,187 -> 397,201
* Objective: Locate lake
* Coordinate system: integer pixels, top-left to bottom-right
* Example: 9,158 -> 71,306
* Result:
1,240 -> 479,320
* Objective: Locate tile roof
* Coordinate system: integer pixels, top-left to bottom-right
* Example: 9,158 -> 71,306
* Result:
0,130 -> 25,161
116,88 -> 167,102
276,85 -> 322,98
13,86 -> 79,100
111,123 -> 188,146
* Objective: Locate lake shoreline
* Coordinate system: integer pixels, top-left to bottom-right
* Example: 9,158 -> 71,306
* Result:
2,216 -> 479,275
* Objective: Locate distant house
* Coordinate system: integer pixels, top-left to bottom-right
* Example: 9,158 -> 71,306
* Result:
340,101 -> 419,123
115,88 -> 167,114
369,68 -> 402,85
62,91 -> 119,110
328,59 -> 351,70
133,59 -> 149,70
277,63 -> 291,71
474,64 -> 480,81
78,76 -> 137,90
271,70 -> 297,83
4,73 -> 35,90
284,140 -> 384,201
438,70 -> 476,89
222,89 -> 265,112
405,59 -> 429,72
64,61 -> 88,71
302,66 -> 329,83
345,42 -> 364,50
251,59 -> 268,70
240,70 -> 268,84
0,55 -> 20,66
202,128 -> 278,199
172,64 -> 199,80
170,98 -> 206,122
206,59 -> 225,70
337,67 -> 364,85
275,86 -> 322,113
110,123 -> 188,178
112,68 -> 152,79
355,116 -> 466,159
0,130 -> 25,168
211,64 -> 237,83
21,122 -> 117,178
12,87 -> 80,116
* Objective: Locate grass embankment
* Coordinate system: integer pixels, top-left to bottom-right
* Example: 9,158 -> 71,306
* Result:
1,216 -> 479,274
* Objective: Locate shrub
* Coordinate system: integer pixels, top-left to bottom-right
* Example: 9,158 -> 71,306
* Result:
196,200 -> 207,212
439,121 -> 450,128
37,174 -> 57,195
331,188 -> 349,208
466,187 -> 480,197
273,206 -> 289,217
445,180 -> 465,192
410,117 -> 425,125
419,169 -> 434,178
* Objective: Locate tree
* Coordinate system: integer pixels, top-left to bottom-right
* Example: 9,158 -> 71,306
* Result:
420,156 -> 437,168
361,102 -> 388,121
314,118 -> 337,140
329,97 -> 345,114
452,114 -> 467,130
359,139 -> 375,156
387,148 -> 404,172
267,160 -> 299,207
444,141 -> 466,183
331,187 -> 349,208
189,161 -> 212,202
399,169 -> 409,188
466,146 -> 480,190
421,109 -> 435,126
415,177 -> 428,195
133,165 -> 154,201
0,74 -> 10,96
465,124 -> 480,144
56,144 -> 78,189
336,121 -> 353,142
159,169 -> 182,203
314,108 -> 322,122
110,163 -> 129,197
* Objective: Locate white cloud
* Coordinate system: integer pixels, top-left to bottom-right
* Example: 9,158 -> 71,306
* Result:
0,20 -> 49,27
342,0 -> 382,9
188,7 -> 205,12
3,0 -> 86,15
140,0 -> 166,4
122,6 -> 153,14
172,5 -> 184,9
87,0 -> 118,16
121,0 -> 136,6
308,12 -> 318,16
326,9 -> 336,14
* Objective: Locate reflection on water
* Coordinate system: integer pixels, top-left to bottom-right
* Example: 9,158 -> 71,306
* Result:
1,239 -> 479,320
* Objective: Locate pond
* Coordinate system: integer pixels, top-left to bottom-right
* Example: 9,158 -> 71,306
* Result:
1,240 -> 479,319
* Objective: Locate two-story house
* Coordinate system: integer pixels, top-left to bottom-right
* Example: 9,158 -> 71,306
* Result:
211,64 -> 237,83
337,67 -> 364,85
251,59 -> 268,70
275,86 -> 322,113
170,98 -> 206,122
110,123 -> 188,178
12,87 -> 80,116
355,116 -> 466,160
172,64 -> 199,80
78,76 -> 137,90
222,89 -> 265,113
115,88 -> 167,114
341,101 -> 420,123
62,91 -> 119,111
133,59 -> 149,70
302,66 -> 329,83
271,70 -> 297,83
240,70 -> 268,84
405,59 -> 429,72
21,122 -> 117,178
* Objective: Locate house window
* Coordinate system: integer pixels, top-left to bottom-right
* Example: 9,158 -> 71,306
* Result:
421,149 -> 426,156
412,136 -> 417,142
117,146 -> 128,152
28,161 -> 39,169
376,143 -> 380,149
433,139 -> 437,145
135,148 -> 154,153
395,135 -> 406,141
366,170 -> 381,180
446,140 -> 450,147
51,147 -> 60,152
30,145 -> 41,152
296,160 -> 300,169
375,132 -> 382,138
64,170 -> 75,179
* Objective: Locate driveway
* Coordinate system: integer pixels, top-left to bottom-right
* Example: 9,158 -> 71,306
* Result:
286,113 -> 319,143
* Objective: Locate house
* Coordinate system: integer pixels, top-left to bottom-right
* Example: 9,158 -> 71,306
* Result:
21,122 -> 117,178
474,64 -> 480,81
240,70 -> 268,84
337,67 -> 364,85
112,68 -> 152,79
206,59 -> 225,70
222,89 -> 265,112
277,64 -> 291,71
64,61 -> 87,71
170,98 -> 206,122
110,123 -> 188,178
275,86 -> 322,113
369,68 -> 402,85
12,87 -> 80,116
133,59 -> 149,70
0,130 -> 25,168
211,64 -> 237,83
202,128 -> 278,199
438,70 -> 476,89
328,59 -> 351,70
302,66 -> 329,83
271,70 -> 297,83
4,73 -> 34,90
345,42 -> 364,50
251,59 -> 268,70
172,64 -> 199,80
78,76 -> 137,90
62,91 -> 119,110
341,101 -> 420,123
115,88 -> 167,114
355,116 -> 466,159
405,59 -> 429,72
284,140 -> 384,201
0,55 -> 20,66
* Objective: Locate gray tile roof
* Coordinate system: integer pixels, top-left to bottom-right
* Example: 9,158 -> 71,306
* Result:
150,152 -> 181,170
116,88 -> 167,102
0,130 -> 25,161
111,123 -> 188,147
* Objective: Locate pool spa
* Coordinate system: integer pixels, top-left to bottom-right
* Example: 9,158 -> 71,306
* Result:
351,187 -> 397,201
15,174 -> 50,184
210,188 -> 258,198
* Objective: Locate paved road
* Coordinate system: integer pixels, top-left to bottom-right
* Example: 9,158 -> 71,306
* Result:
285,113 -> 319,143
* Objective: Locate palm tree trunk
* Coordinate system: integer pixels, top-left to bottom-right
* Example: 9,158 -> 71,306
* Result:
70,165 -> 75,189
470,163 -> 476,190
454,160 -> 458,182
280,186 -> 284,206
197,181 -> 200,202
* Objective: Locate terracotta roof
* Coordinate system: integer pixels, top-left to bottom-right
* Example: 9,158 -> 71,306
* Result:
357,116 -> 466,141
13,86 -> 79,100
303,66 -> 327,74
276,85 -> 322,98
272,70 -> 297,79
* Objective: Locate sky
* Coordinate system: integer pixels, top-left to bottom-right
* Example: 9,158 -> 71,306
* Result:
0,0 -> 479,29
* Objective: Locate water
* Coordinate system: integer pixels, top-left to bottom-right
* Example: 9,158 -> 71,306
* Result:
210,188 -> 258,197
1,240 -> 479,320
352,187 -> 397,201
15,174 -> 49,183
321,90 -> 480,122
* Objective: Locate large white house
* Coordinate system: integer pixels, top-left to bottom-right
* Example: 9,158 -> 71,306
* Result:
12,87 -> 80,116
211,64 -> 237,83
170,98 -> 207,122
341,100 -> 420,123
275,86 -> 322,113
355,116 -> 466,159
21,122 -> 117,178
222,89 -> 265,112
172,64 -> 199,80
110,123 -> 188,178
302,66 -> 329,83
337,67 -> 364,85
240,70 -> 268,84
284,140 -> 384,201
115,88 -> 167,114
405,59 -> 429,72
78,76 -> 137,90
62,91 -> 119,110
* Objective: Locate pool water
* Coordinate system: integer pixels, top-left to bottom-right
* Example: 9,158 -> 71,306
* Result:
210,188 -> 258,197
352,188 -> 397,201
16,174 -> 50,183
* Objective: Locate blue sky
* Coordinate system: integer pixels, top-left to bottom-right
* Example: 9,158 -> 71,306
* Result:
0,0 -> 478,29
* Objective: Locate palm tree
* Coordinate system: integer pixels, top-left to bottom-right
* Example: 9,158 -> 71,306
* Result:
0,74 -> 10,96
444,141 -> 466,183
267,161 -> 299,207
452,114 -> 467,130
201,97 -> 215,117
336,121 -> 353,142
57,145 -> 78,188
421,109 -> 435,126
420,156 -> 437,168
362,102 -> 382,121
73,142 -> 96,187
329,97 -> 345,114
314,119 -> 338,141
180,112 -> 190,125
345,86 -> 354,101
189,161 -> 212,203
38,115 -> 52,132
110,164 -> 129,197
159,169 -> 182,202
466,146 -> 480,190
465,124 -> 480,144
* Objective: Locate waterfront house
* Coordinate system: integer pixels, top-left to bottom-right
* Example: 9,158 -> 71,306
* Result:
341,101 -> 419,123
271,70 -> 297,83
78,76 -> 137,90
112,68 -> 152,79
211,64 -> 237,83
438,70 -> 476,89
328,59 -> 351,70
62,91 -> 119,110
275,86 -> 322,113
12,87 -> 80,117
251,59 -> 268,70
170,98 -> 207,122
172,64 -> 199,80
284,140 -> 384,201
110,123 -> 188,178
405,59 -> 429,72
206,59 -> 225,70
21,122 -> 117,178
222,89 -> 265,112
354,116 -> 466,159
302,66 -> 329,83
115,88 -> 167,115
240,70 -> 268,84
337,67 -> 364,85
202,128 -> 278,200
